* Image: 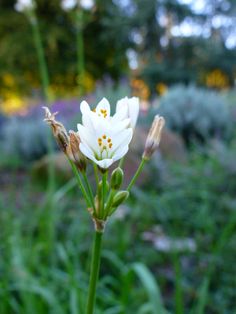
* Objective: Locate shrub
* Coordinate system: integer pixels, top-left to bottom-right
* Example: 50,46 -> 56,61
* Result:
157,85 -> 232,144
1,115 -> 55,162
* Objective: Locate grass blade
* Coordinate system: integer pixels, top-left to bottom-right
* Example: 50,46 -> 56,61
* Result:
132,262 -> 168,314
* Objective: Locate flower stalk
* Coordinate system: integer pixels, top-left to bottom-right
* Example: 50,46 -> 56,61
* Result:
31,15 -> 50,101
86,231 -> 103,314
43,97 -> 165,314
76,8 -> 85,95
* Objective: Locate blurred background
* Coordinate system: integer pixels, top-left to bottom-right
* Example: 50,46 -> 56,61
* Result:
0,0 -> 236,313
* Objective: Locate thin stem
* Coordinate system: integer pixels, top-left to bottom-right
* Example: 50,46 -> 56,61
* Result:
127,158 -> 146,192
30,15 -> 50,101
82,172 -> 96,211
68,159 -> 91,208
103,189 -> 116,218
86,231 -> 103,314
76,9 -> 85,95
101,172 -> 108,217
118,157 -> 125,168
93,162 -> 99,187
30,13 -> 55,198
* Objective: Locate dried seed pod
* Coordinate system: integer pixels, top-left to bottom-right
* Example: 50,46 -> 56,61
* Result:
43,106 -> 69,154
143,115 -> 165,160
68,131 -> 87,171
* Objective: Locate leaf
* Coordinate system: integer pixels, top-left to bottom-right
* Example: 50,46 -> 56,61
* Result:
131,263 -> 169,314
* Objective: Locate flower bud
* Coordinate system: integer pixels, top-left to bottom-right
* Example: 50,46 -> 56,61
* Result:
111,167 -> 124,190
143,115 -> 165,160
112,191 -> 129,208
43,106 -> 69,154
68,131 -> 87,171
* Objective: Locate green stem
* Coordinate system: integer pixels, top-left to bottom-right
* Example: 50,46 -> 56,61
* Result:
101,172 -> 107,217
68,159 -> 91,208
86,231 -> 103,314
93,163 -> 99,187
103,189 -> 116,218
30,15 -> 50,101
127,158 -> 146,192
76,9 -> 85,95
118,157 -> 125,168
82,172 -> 96,211
30,13 -> 55,197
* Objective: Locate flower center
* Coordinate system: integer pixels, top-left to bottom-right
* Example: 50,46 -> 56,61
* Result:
93,107 -> 108,118
97,135 -> 113,153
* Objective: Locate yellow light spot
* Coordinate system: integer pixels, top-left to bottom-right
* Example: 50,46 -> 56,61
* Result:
109,143 -> 112,148
102,135 -> 106,139
99,143 -> 102,146
107,138 -> 111,143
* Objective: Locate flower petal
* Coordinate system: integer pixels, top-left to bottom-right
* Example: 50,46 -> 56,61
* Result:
112,144 -> 129,162
95,158 -> 114,169
116,97 -> 128,114
79,143 -> 95,161
116,97 -> 139,129
113,102 -> 128,122
80,100 -> 91,115
128,97 -> 139,128
111,128 -> 133,152
77,124 -> 98,151
96,98 -> 111,118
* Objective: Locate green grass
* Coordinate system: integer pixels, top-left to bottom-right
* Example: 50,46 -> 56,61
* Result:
0,149 -> 236,313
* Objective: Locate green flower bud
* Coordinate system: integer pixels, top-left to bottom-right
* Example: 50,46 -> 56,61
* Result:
111,167 -> 124,190
112,191 -> 129,208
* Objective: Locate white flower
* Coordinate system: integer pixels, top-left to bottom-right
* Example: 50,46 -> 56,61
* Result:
15,0 -> 35,12
61,0 -> 94,11
77,98 -> 133,169
80,0 -> 94,10
61,0 -> 77,10
116,97 -> 139,129
80,97 -> 131,128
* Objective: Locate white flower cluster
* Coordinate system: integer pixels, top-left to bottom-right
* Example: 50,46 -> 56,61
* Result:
77,97 -> 139,169
61,0 -> 94,11
15,0 -> 35,12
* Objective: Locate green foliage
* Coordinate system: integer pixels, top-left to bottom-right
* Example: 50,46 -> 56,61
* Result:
157,85 -> 232,144
1,143 -> 236,313
0,0 -> 130,96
